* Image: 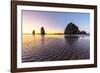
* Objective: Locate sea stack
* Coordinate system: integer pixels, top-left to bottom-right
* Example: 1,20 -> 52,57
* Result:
64,22 -> 80,34
41,27 -> 45,35
32,30 -> 35,35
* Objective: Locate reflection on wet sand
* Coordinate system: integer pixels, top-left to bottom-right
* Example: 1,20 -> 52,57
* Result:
64,35 -> 79,45
22,35 -> 90,62
41,35 -> 45,46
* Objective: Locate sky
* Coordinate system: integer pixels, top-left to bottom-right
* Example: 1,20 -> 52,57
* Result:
22,10 -> 90,34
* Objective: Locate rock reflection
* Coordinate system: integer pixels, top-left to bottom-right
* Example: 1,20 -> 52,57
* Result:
64,35 -> 79,45
41,35 -> 45,46
22,35 -> 90,62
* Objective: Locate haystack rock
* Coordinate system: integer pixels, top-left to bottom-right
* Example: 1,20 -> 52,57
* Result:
64,22 -> 80,34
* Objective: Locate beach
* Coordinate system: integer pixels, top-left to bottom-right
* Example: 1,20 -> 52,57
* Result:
22,35 -> 90,62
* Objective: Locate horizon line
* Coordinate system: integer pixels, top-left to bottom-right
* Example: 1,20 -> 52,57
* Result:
23,32 -> 90,34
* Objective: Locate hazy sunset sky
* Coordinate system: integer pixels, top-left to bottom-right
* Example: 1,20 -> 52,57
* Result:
22,10 -> 90,34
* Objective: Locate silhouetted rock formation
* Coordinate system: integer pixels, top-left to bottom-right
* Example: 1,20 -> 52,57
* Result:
41,27 -> 45,35
32,30 -> 35,35
64,22 -> 87,34
80,31 -> 86,34
64,22 -> 80,34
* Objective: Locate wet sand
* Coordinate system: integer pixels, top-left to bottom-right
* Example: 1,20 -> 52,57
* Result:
22,35 -> 90,62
